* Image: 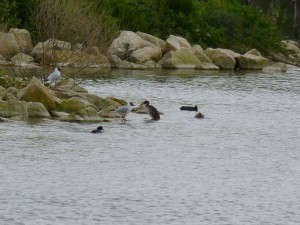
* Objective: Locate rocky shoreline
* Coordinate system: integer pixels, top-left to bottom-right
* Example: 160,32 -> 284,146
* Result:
1,29 -> 300,72
1,28 -> 299,122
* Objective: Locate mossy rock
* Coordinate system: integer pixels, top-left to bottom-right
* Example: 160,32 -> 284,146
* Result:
27,102 -> 51,118
0,100 -> 28,118
56,97 -> 95,113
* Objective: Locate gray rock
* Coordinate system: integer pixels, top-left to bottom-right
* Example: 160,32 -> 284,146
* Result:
0,100 -> 28,118
17,76 -> 62,111
9,28 -> 33,54
0,32 -> 20,59
27,102 -> 51,118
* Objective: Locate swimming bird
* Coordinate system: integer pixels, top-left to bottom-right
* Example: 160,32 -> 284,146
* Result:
140,100 -> 160,120
44,67 -> 61,87
180,105 -> 198,111
115,102 -> 135,123
194,112 -> 205,118
91,126 -> 103,133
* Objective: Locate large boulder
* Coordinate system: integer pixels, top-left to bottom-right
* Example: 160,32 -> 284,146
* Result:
56,78 -> 88,93
56,97 -> 95,113
17,76 -> 61,110
158,47 -> 218,69
237,51 -> 269,70
32,38 -> 72,61
9,28 -> 33,54
0,100 -> 28,118
26,102 -> 51,118
281,40 -> 300,58
193,45 -> 212,63
107,31 -> 162,67
136,31 -> 167,53
10,53 -> 38,68
0,32 -> 20,59
204,48 -> 236,69
83,93 -> 121,111
262,62 -> 287,73
166,35 -> 192,51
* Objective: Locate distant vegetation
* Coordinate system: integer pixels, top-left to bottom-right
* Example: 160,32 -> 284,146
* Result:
0,0 -> 294,55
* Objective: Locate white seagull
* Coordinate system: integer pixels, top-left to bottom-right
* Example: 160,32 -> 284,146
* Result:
45,67 -> 61,87
115,102 -> 134,123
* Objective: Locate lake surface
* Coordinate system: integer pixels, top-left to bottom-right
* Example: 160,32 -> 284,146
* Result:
1,69 -> 300,225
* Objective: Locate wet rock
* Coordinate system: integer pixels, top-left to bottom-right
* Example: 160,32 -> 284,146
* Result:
56,97 -> 95,113
262,63 -> 287,73
27,102 -> 51,118
17,76 -> 61,111
204,48 -> 236,69
0,100 -> 28,118
237,52 -> 269,70
158,47 -> 202,69
83,94 -> 121,111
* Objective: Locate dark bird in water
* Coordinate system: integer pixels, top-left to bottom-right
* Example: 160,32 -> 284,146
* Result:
140,100 -> 160,120
180,105 -> 198,111
194,112 -> 205,118
91,126 -> 104,133
115,102 -> 135,123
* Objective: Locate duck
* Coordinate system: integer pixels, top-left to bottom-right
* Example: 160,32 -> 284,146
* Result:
91,126 -> 104,133
115,102 -> 135,123
180,105 -> 198,111
44,67 -> 61,87
140,100 -> 160,120
194,112 -> 205,118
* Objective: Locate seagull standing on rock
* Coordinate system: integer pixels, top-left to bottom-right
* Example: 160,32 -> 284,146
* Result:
45,67 -> 61,87
115,102 -> 135,123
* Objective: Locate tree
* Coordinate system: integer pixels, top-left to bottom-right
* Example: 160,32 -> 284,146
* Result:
294,0 -> 300,38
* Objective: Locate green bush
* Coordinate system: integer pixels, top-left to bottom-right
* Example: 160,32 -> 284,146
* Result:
0,0 -> 20,31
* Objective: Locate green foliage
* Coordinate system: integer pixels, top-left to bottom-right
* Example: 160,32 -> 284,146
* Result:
1,0 -> 284,55
193,0 -> 283,54
0,0 -> 20,31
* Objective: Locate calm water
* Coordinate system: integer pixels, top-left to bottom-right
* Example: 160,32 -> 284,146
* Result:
1,69 -> 300,225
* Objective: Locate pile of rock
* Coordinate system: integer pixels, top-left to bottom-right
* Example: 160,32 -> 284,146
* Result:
0,76 -> 127,122
1,28 -> 298,71
107,31 -> 270,70
0,28 -> 110,69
